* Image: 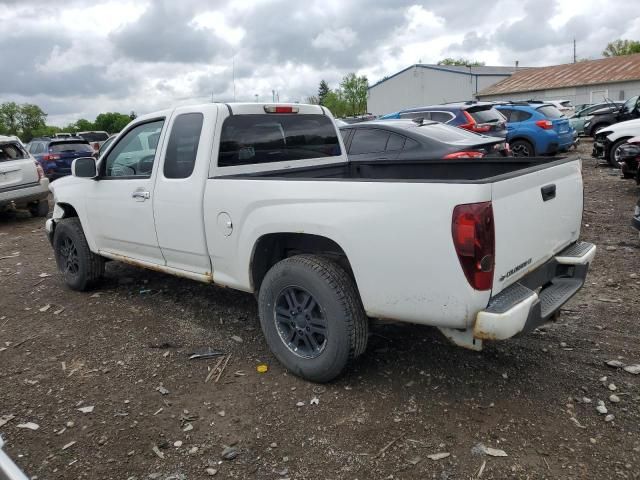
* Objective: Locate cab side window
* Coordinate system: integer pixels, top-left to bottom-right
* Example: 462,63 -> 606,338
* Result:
103,120 -> 164,178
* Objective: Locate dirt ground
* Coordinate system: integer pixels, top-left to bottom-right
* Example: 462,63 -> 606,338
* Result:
1,140 -> 639,480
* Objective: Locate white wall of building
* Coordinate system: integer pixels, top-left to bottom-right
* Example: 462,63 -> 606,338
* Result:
367,66 -> 511,116
477,80 -> 640,105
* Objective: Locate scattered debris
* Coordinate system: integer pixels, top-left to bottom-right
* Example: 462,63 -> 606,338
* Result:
221,446 -> 239,460
407,456 -> 422,465
231,335 -> 243,343
189,347 -> 224,360
0,252 -> 20,260
53,307 -> 65,315
234,370 -> 247,376
296,401 -> 305,407
62,441 -> 76,451
17,422 -> 39,430
152,445 -> 165,459
156,386 -> 170,396
310,396 -> 319,406
426,452 -> 450,461
13,335 -> 39,349
376,433 -> 404,458
78,406 -> 94,414
623,364 -> 640,375
182,424 -> 193,432
270,442 -> 278,448
0,414 -> 15,427
205,354 -> 231,383
606,360 -> 624,368
153,408 -> 163,416
609,394 -> 620,403
206,467 -> 218,476
605,414 -> 615,422
256,364 -> 268,374
39,304 -> 51,312
173,441 -> 182,448
570,417 -> 586,429
217,410 -> 226,417
472,443 -> 508,457
90,292 -> 101,298
596,405 -> 608,415
189,446 -> 198,454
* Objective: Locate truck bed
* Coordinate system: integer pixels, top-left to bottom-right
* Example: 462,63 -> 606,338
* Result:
215,157 -> 576,183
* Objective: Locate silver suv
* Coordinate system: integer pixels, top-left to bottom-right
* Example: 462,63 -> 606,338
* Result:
0,135 -> 50,217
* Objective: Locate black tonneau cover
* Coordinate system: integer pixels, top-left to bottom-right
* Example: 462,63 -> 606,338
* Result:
214,157 -> 576,184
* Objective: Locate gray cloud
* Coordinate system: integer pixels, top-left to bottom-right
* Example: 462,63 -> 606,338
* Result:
110,1 -> 232,63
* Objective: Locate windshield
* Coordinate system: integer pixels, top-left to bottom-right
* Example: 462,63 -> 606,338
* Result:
623,95 -> 639,111
50,142 -> 94,153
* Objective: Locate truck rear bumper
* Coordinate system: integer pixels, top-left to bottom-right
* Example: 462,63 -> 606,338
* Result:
474,241 -> 595,341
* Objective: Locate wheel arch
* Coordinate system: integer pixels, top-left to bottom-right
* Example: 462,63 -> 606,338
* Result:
509,136 -> 536,155
250,232 -> 355,293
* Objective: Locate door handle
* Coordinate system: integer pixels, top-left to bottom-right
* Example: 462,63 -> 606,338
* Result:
132,190 -> 150,201
541,184 -> 556,202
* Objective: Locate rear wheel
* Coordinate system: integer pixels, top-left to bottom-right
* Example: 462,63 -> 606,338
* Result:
258,254 -> 368,382
608,138 -> 630,167
511,139 -> 534,157
590,123 -> 609,138
53,217 -> 104,291
29,199 -> 49,218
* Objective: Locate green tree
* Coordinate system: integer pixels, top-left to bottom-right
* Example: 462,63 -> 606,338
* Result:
322,90 -> 349,118
30,125 -> 62,139
74,118 -> 96,132
94,112 -> 133,134
17,104 -> 47,141
318,80 -> 330,106
437,57 -> 485,67
305,95 -> 320,105
0,102 -> 21,136
340,73 -> 368,116
602,39 -> 640,57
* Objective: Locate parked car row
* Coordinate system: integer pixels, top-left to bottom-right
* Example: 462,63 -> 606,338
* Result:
583,95 -> 640,137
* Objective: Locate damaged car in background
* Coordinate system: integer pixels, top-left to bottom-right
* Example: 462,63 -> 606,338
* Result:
592,118 -> 640,167
618,136 -> 640,182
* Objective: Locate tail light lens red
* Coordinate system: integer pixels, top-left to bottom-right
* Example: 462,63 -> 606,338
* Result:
34,162 -> 45,180
444,151 -> 485,159
42,153 -> 60,161
535,120 -> 553,130
452,202 -> 495,291
264,105 -> 299,113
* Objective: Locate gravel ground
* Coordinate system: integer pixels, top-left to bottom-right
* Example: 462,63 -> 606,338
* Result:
1,140 -> 639,479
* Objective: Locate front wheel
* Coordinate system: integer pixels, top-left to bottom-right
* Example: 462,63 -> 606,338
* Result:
607,138 -> 629,167
53,217 -> 105,291
258,255 -> 368,383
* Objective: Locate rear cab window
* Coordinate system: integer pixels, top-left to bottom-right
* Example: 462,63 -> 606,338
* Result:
218,114 -> 341,167
164,113 -> 204,179
536,105 -> 564,119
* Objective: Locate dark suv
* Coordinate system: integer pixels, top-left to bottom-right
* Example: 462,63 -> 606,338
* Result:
26,137 -> 94,180
378,101 -> 508,139
583,96 -> 640,137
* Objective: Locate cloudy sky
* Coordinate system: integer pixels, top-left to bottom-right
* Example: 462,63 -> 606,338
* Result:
1,0 -> 640,125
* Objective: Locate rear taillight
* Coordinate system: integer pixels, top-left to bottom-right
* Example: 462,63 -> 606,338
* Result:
93,142 -> 100,151
460,111 -> 491,133
444,151 -> 485,159
535,120 -> 553,130
452,202 -> 495,291
264,105 -> 299,113
42,153 -> 61,161
34,162 -> 45,181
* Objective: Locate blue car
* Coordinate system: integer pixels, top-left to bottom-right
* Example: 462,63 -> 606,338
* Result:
26,137 -> 95,180
378,101 -> 508,139
495,103 -> 575,157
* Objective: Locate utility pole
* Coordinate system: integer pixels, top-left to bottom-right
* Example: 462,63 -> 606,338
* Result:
573,38 -> 577,63
272,90 -> 275,102
232,55 -> 236,101
254,94 -> 259,102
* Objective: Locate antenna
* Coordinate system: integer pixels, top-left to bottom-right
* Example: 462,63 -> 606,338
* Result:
232,55 -> 236,101
573,38 -> 576,63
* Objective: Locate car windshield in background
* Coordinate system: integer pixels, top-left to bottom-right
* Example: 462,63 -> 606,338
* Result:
50,142 -> 94,153
0,142 -> 28,161
80,132 -> 109,142
413,122 -> 486,142
219,114 -> 341,167
537,105 -> 564,119
622,95 -> 639,111
467,107 -> 505,123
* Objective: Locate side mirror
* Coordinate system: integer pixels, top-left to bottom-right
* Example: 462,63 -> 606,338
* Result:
72,157 -> 98,178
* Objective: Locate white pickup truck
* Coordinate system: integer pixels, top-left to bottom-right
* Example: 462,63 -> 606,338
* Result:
45,103 -> 596,382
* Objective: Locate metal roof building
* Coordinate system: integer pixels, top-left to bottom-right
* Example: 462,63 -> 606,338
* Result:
476,54 -> 640,105
367,64 -> 515,116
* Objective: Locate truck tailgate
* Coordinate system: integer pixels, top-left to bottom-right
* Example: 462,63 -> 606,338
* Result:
491,159 -> 583,294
